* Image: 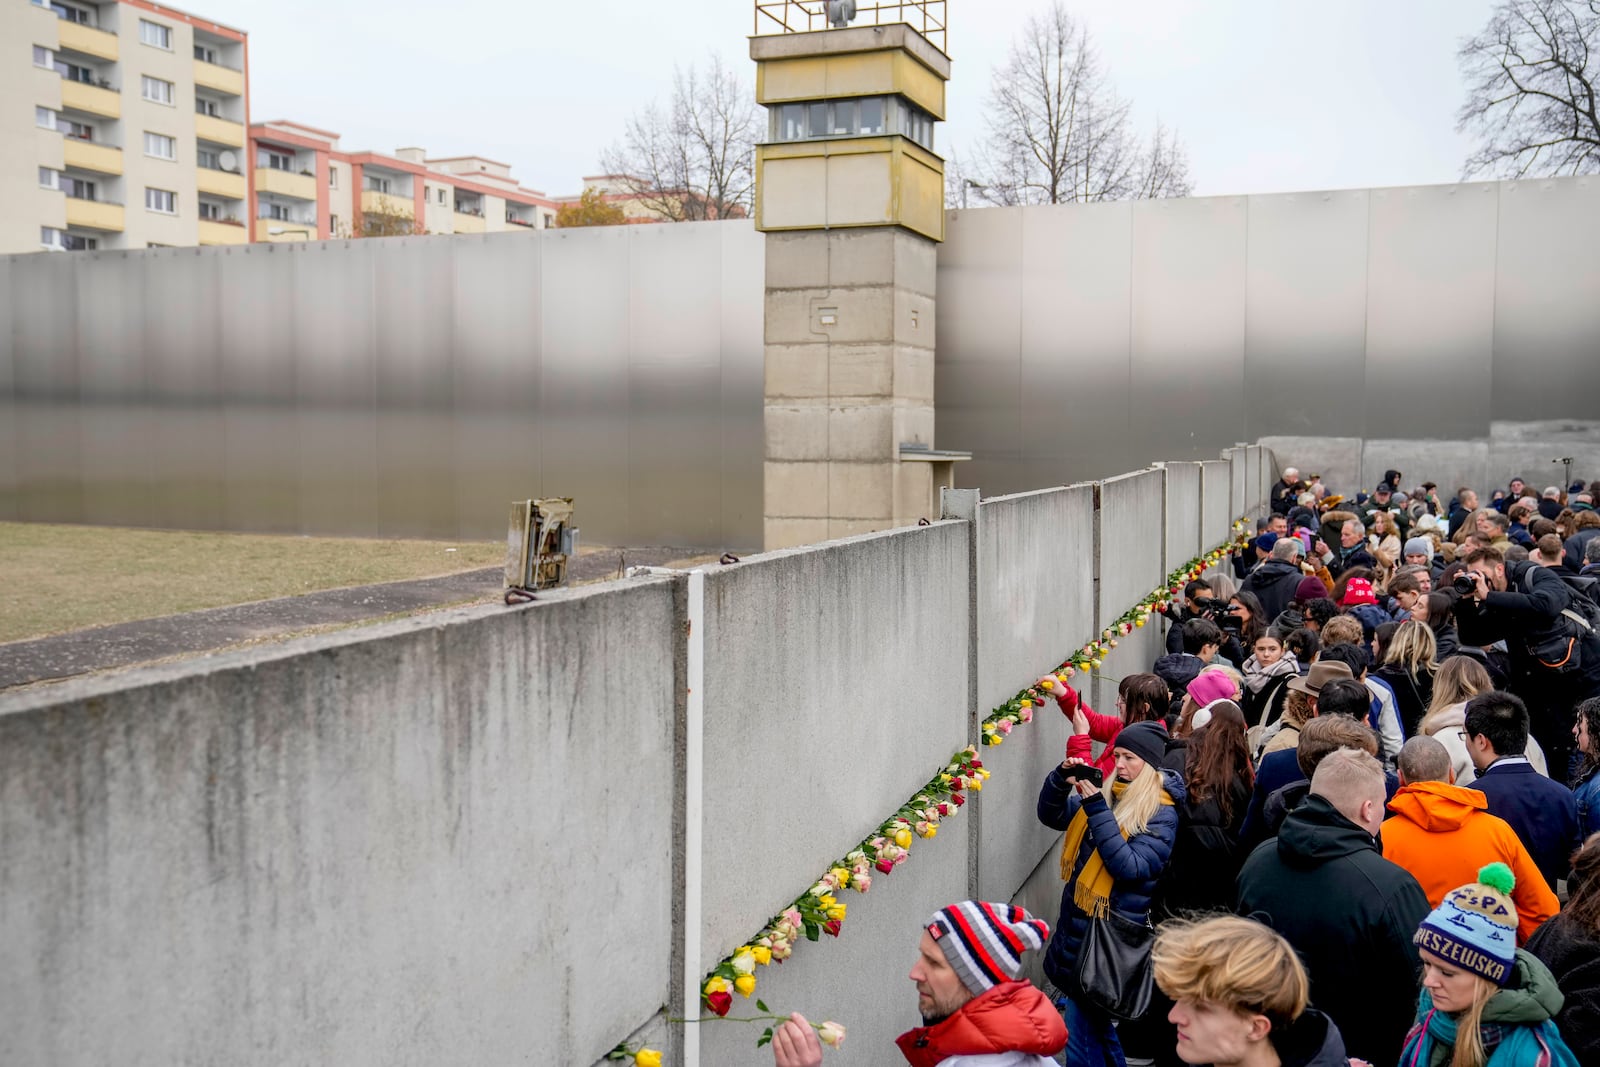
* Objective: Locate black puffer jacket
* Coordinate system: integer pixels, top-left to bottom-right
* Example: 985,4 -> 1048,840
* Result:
1157,776 -> 1250,918
1526,913 -> 1600,1064
1037,767 -> 1184,994
1454,560 -> 1600,704
1235,793 -> 1429,1065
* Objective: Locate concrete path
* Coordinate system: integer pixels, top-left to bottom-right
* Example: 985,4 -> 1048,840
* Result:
0,547 -> 699,691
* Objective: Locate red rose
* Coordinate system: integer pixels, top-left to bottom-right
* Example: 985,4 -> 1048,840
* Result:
951,792 -> 965,806
875,858 -> 895,874
706,990 -> 733,1017
937,803 -> 951,816
824,920 -> 842,937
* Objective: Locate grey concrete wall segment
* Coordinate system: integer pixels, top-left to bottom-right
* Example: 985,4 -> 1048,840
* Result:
1164,462 -> 1203,568
1097,469 -> 1166,699
973,486 -> 1095,902
1201,460 -> 1232,548
698,521 -> 971,968
698,817 -> 971,1067
0,224 -> 767,549
1010,844 -> 1070,992
0,581 -> 684,1067
1226,447 -> 1248,521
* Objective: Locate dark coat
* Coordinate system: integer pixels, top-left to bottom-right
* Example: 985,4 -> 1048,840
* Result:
1474,759 -> 1582,888
1329,544 -> 1378,579
1037,767 -> 1184,993
1270,478 -> 1299,516
1241,560 -> 1306,624
1373,663 -> 1434,740
1157,775 -> 1250,918
1153,652 -> 1206,698
1453,560 -> 1600,718
1526,913 -> 1600,1065
1240,673 -> 1294,732
1235,793 -> 1430,1065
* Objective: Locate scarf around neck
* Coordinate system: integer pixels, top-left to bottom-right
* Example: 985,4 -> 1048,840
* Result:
1058,779 -> 1173,916
1243,653 -> 1299,693
1401,996 -> 1577,1067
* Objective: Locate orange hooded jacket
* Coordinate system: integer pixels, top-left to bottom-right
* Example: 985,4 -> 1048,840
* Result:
1382,779 -> 1559,943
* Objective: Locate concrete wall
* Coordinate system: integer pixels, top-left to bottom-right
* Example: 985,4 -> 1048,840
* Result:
0,452 -> 1251,1066
0,580 -> 683,1067
1165,462 -> 1203,565
1202,460 -> 1232,548
973,486 -> 1095,907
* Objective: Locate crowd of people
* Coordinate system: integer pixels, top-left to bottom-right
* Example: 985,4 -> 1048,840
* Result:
768,466 -> 1600,1067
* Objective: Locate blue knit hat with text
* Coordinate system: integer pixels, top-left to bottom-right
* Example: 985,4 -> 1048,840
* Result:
1413,863 -> 1518,985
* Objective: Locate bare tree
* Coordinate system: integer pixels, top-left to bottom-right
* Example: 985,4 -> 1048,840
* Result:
969,2 -> 1192,205
601,56 -> 758,221
1458,0 -> 1600,178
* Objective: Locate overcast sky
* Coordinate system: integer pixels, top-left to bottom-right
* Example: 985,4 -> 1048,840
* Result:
199,0 -> 1498,198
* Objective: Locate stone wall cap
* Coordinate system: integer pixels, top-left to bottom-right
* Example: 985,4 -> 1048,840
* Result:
750,24 -> 952,79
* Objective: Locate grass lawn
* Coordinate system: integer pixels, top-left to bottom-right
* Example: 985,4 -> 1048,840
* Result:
0,522 -> 506,643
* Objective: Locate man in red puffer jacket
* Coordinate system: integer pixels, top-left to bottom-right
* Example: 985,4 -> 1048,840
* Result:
771,901 -> 1066,1067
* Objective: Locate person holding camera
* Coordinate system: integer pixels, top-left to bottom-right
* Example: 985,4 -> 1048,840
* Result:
1452,545 -> 1600,781
1037,723 -> 1182,1067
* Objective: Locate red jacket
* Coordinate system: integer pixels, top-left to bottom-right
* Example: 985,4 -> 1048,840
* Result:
895,981 -> 1067,1067
1055,685 -> 1122,775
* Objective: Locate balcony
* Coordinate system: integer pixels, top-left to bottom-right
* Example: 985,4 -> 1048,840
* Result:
361,190 -> 413,218
195,113 -> 245,147
59,79 -> 119,119
192,58 -> 244,97
254,218 -> 317,242
62,138 -> 122,175
255,167 -> 316,201
65,197 -> 124,232
198,219 -> 248,246
196,167 -> 246,199
57,20 -> 118,62
452,211 -> 487,234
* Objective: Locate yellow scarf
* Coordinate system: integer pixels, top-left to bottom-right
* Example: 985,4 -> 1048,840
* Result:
1059,780 -> 1175,916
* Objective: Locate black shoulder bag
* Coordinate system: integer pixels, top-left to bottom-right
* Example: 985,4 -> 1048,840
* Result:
1075,901 -> 1155,1020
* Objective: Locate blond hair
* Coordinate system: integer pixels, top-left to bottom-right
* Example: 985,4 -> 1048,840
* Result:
1421,656 -> 1494,733
1310,747 -> 1385,826
1383,620 -> 1439,677
1320,615 -> 1364,648
1102,761 -> 1168,837
1153,916 -> 1308,1022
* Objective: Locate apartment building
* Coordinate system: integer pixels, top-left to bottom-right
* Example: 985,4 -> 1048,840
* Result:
248,121 -> 560,242
3,0 -> 250,254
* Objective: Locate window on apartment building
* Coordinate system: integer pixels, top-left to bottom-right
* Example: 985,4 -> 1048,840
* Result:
194,44 -> 218,64
438,189 -> 447,204
195,97 -> 220,117
543,212 -> 554,228
144,132 -> 176,160
61,176 -> 96,200
41,227 -> 96,251
364,176 -> 392,194
61,62 -> 99,85
263,203 -> 290,221
197,148 -> 220,170
142,76 -> 174,105
38,167 -> 59,189
40,1 -> 93,24
145,188 -> 177,214
261,150 -> 294,171
140,19 -> 173,49
198,201 -> 222,220
330,215 -> 340,234
329,168 -> 338,188
33,46 -> 52,68
62,118 -> 93,140
35,107 -> 56,130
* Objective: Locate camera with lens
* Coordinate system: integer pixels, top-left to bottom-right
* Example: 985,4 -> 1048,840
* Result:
1193,596 -> 1243,633
1452,573 -> 1479,597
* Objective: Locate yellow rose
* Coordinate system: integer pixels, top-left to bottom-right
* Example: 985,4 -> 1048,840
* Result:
825,902 -> 847,921
970,777 -> 984,791
831,866 -> 851,888
752,945 -> 773,966
894,828 -> 913,849
731,949 -> 755,975
705,975 -> 731,995
635,1050 -> 662,1067
735,974 -> 757,998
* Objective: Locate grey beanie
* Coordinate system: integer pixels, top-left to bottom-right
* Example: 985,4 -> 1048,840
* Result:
1404,537 -> 1434,561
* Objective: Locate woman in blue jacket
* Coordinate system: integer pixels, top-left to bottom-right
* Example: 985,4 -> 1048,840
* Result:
1037,720 -> 1182,1067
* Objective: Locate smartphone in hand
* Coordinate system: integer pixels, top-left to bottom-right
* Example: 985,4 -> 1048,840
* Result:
1059,763 -> 1104,787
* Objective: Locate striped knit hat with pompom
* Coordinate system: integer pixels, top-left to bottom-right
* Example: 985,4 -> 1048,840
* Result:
926,901 -> 1050,996
1413,863 -> 1519,985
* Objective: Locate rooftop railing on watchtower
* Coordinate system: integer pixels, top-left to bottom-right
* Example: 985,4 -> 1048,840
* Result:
753,1 -> 947,53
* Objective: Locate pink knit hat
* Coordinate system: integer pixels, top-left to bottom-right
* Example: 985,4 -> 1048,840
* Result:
1187,670 -> 1238,708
